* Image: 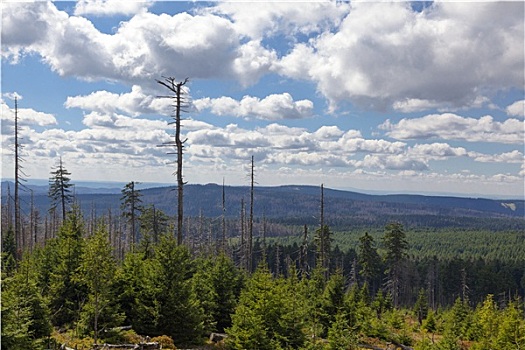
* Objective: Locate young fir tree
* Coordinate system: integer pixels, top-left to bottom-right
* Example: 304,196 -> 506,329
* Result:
320,269 -> 346,335
1,255 -> 52,350
496,299 -> 525,349
154,235 -> 204,345
47,205 -> 87,328
117,251 -> 160,336
227,263 -> 306,350
207,253 -> 244,332
48,157 -> 74,222
76,225 -> 124,344
414,288 -> 429,326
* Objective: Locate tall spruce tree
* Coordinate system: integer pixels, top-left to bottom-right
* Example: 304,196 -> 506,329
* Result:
120,181 -> 142,249
48,157 -> 74,222
382,222 -> 408,307
358,231 -> 381,292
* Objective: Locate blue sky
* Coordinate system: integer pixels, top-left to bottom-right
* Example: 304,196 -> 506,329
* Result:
1,1 -> 524,198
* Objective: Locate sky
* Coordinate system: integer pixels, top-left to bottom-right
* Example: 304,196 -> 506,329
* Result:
1,0 -> 524,199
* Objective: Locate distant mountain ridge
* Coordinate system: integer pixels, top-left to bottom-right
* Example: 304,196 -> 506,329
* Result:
2,181 -> 524,230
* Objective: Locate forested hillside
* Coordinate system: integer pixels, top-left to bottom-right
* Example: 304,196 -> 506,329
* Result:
3,181 -> 524,231
2,204 -> 524,349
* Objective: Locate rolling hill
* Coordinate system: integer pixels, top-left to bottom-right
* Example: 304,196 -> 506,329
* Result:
2,181 -> 524,230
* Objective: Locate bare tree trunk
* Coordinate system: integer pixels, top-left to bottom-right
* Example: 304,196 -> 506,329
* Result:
14,97 -> 21,260
240,198 -> 246,269
222,178 -> 226,252
248,155 -> 254,272
157,77 -> 189,245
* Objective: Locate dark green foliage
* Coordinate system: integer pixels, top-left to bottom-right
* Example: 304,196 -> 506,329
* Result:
358,232 -> 381,290
154,236 -> 204,345
227,264 -> 306,350
47,206 -> 87,327
320,270 -> 346,335
76,225 -> 124,343
117,251 -> 160,335
383,222 -> 409,307
1,255 -> 51,350
2,225 -> 17,275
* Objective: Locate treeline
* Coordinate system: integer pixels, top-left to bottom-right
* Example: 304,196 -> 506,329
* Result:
2,209 -> 524,349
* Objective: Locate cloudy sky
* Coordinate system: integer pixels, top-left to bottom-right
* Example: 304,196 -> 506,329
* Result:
1,0 -> 524,198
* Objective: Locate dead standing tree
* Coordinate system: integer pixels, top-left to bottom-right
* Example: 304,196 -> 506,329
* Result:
157,77 -> 189,245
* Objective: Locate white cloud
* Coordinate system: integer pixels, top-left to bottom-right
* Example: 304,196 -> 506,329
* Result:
204,1 -> 349,40
408,143 -> 468,159
1,100 -> 57,132
74,0 -> 152,17
506,100 -> 525,118
193,93 -> 314,120
2,2 -> 522,112
276,1 -> 524,111
380,113 -> 524,144
469,150 -> 524,163
358,154 -> 428,171
1,3 -> 243,84
65,85 -> 171,116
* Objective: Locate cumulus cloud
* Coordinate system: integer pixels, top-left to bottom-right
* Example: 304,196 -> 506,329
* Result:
275,1 -> 524,111
1,2 -> 246,84
408,143 -> 468,159
506,100 -> 524,118
74,0 -> 152,17
65,85 -> 171,116
1,100 -> 57,131
469,150 -> 524,163
193,93 -> 314,120
380,113 -> 524,144
204,1 -> 349,40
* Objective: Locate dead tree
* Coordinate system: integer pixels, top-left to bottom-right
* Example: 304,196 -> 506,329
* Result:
14,96 -> 26,260
248,155 -> 255,272
221,178 -> 226,252
157,77 -> 189,245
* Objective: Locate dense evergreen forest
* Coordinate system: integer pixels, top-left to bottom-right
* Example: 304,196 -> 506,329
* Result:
2,176 -> 524,349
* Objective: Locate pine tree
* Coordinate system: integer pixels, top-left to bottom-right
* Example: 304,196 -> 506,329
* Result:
120,181 -> 143,249
382,222 -> 409,307
358,231 -> 381,292
77,224 -> 124,344
48,157 -> 74,222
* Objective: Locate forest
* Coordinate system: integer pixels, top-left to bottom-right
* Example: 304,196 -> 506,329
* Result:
1,163 -> 524,350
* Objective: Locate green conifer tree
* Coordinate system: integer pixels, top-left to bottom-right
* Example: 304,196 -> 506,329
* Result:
77,225 -> 124,344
